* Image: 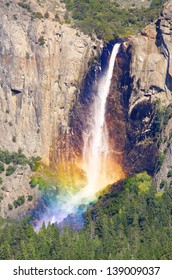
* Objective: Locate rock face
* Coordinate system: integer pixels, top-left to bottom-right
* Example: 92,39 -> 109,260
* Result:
0,0 -> 100,163
124,0 -> 172,184
0,0 -> 100,218
128,11 -> 172,111
0,165 -> 39,219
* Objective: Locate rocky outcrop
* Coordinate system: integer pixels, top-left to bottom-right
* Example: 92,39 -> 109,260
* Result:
128,6 -> 172,112
128,0 -> 172,113
124,0 -> 172,183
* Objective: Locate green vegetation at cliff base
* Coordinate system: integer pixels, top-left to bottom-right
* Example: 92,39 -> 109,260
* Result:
1,171 -> 172,259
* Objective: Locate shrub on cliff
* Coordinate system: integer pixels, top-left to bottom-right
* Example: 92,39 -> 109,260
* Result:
160,179 -> 167,189
167,170 -> 172,178
0,163 -> 4,173
13,196 -> 25,208
28,195 -> 33,202
155,152 -> 165,173
18,2 -> 31,12
0,150 -> 41,171
32,12 -> 43,19
6,165 -> 16,176
38,36 -> 45,46
29,176 -> 47,189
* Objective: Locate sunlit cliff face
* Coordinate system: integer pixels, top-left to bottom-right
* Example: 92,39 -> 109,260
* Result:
33,42 -> 125,229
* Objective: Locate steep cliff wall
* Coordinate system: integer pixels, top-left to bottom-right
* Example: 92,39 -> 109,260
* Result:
0,0 -> 100,161
125,0 -> 172,186
0,0 -> 100,218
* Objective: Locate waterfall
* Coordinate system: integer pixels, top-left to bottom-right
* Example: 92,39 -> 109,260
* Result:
53,43 -> 122,220
61,43 -> 121,208
34,43 -> 122,229
82,43 -> 121,197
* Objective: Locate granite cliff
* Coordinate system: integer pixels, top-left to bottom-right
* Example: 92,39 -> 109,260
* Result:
0,0 -> 100,218
1,0 -> 172,220
126,0 -> 172,188
0,0 -> 100,160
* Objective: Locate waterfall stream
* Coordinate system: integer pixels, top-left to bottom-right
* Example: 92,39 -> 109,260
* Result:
83,43 -> 121,197
35,43 -> 121,228
53,43 -> 121,222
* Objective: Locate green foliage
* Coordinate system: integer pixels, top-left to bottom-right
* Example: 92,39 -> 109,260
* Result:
124,172 -> 152,193
154,99 -> 163,136
6,165 -> 16,176
156,152 -> 165,173
150,0 -> 166,9
29,177 -> 38,188
28,195 -> 33,202
153,100 -> 172,176
163,105 -> 172,127
154,102 -> 172,145
63,0 -> 165,41
160,179 -> 167,189
13,196 -> 25,208
18,1 -> 31,12
0,150 -> 41,171
26,52 -> 30,59
12,136 -> 16,143
1,172 -> 172,260
18,2 -> 44,21
32,12 -> 43,19
167,170 -> 172,178
0,241 -> 12,260
169,131 -> 172,140
0,194 -> 3,202
44,12 -> 49,19
28,156 -> 41,171
0,162 -> 4,173
13,14 -> 17,20
55,13 -> 60,22
38,36 -> 45,46
64,12 -> 71,24
0,177 -> 3,185
29,176 -> 47,189
8,204 -> 13,211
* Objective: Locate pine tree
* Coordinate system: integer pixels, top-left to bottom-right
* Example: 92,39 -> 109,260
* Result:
0,241 -> 12,259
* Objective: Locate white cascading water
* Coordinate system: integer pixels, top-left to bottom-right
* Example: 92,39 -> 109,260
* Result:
61,43 -> 121,208
82,43 -> 121,198
46,43 -> 121,227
